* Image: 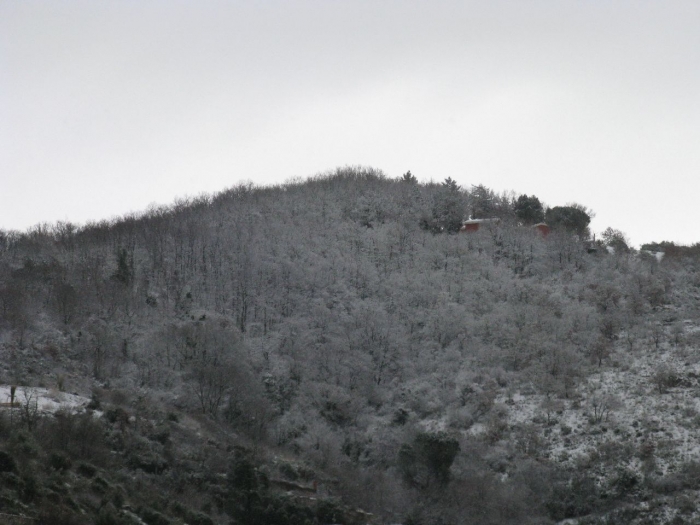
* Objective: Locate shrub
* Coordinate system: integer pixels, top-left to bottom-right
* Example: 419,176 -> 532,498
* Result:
139,507 -> 171,525
398,431 -> 460,488
653,365 -> 682,394
20,473 -> 39,503
105,407 -> 129,425
11,430 -> 40,459
95,506 -> 122,525
316,498 -> 344,524
36,503 -> 90,525
87,393 -> 101,410
0,450 -> 17,473
392,408 -> 410,426
278,461 -> 299,480
128,451 -> 168,474
149,428 -> 170,445
610,468 -> 639,497
546,474 -> 598,520
49,451 -> 73,471
76,462 -> 97,478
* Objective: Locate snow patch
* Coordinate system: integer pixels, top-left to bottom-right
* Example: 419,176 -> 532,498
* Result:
0,385 -> 91,414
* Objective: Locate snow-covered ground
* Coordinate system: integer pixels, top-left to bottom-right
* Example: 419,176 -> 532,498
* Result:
509,336 -> 700,474
473,324 -> 700,524
498,337 -> 700,476
0,385 -> 91,414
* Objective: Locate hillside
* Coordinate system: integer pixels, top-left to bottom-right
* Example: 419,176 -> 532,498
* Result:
1,167 -> 700,525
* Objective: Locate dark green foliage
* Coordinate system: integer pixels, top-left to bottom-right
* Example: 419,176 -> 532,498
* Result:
414,432 -> 460,484
20,472 -> 39,503
76,462 -> 97,478
36,503 -> 91,525
256,494 -> 316,525
278,461 -> 299,480
421,178 -> 467,233
105,407 -> 129,425
546,473 -> 599,520
40,411 -> 107,464
320,399 -> 351,427
0,449 -> 17,473
315,498 -> 344,524
127,451 -> 168,474
149,427 -> 170,445
226,446 -> 270,524
401,170 -> 417,183
53,281 -> 78,325
641,241 -> 700,258
87,392 -> 101,410
610,468 -> 639,498
514,194 -> 545,224
95,506 -> 126,525
10,431 -> 40,460
112,247 -> 133,285
398,432 -> 460,488
601,227 -> 630,253
545,206 -> 591,236
393,408 -> 409,426
649,461 -> 700,494
223,446 -> 362,525
139,507 -> 171,525
442,177 -> 460,192
398,443 -> 420,485
185,511 -> 215,525
49,451 -> 72,471
171,502 -> 215,525
91,475 -> 110,494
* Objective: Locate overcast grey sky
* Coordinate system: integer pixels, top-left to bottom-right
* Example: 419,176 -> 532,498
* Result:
2,1 -> 699,247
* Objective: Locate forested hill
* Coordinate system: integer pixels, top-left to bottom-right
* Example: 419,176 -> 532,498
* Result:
1,167 -> 700,525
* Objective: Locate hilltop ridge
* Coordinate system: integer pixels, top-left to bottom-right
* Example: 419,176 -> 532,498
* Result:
1,167 -> 700,524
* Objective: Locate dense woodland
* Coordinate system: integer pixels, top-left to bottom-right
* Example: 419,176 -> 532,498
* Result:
1,167 -> 700,525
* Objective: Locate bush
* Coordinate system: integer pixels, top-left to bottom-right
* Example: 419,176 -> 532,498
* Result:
393,408 -> 410,426
186,512 -> 214,525
139,507 -> 171,525
36,503 -> 91,525
171,502 -> 214,525
20,472 -> 39,503
316,498 -> 344,524
128,451 -> 169,474
0,450 -> 17,473
95,506 -> 123,525
10,430 -> 40,459
49,451 -> 73,471
76,462 -> 97,478
87,393 -> 101,410
653,365 -> 682,394
398,431 -> 460,488
105,407 -> 130,425
610,468 -> 639,497
546,474 -> 598,520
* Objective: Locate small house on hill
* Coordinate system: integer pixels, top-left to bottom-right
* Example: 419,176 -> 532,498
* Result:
460,218 -> 500,233
533,223 -> 551,237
